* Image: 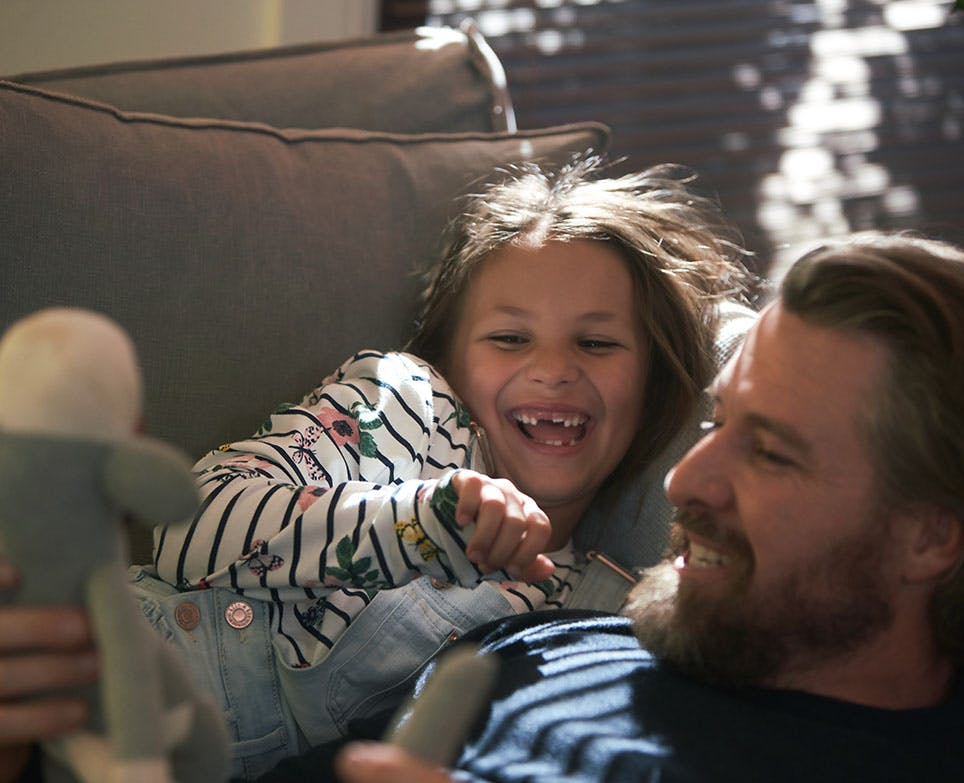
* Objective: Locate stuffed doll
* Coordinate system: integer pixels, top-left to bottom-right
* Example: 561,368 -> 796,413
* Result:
0,308 -> 229,783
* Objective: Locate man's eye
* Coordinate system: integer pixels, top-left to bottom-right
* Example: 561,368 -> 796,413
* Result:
752,441 -> 794,467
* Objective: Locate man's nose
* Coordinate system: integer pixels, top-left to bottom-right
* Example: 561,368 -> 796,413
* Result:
664,427 -> 734,511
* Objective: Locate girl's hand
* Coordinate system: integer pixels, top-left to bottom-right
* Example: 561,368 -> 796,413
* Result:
449,471 -> 554,582
335,742 -> 455,783
0,562 -> 97,783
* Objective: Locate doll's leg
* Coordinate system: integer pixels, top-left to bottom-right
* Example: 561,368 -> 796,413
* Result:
86,562 -> 173,783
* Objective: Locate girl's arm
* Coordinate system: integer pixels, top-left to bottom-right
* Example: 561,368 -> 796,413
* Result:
153,352 -> 516,599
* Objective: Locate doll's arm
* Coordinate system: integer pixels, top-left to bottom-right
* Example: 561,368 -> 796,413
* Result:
102,438 -> 198,526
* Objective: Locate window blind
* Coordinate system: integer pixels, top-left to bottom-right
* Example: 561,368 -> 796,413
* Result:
382,0 -> 964,276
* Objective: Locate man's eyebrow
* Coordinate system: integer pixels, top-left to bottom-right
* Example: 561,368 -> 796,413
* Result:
744,412 -> 813,459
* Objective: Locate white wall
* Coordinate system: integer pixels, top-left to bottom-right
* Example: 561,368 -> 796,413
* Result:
0,0 -> 378,74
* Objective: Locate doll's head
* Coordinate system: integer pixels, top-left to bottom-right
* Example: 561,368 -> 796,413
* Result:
0,308 -> 142,440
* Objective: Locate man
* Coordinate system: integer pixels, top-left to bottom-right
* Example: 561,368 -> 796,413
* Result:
329,232 -> 964,782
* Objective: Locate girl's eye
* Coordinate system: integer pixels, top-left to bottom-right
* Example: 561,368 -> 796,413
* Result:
579,338 -> 619,351
488,334 -> 527,347
699,419 -> 722,434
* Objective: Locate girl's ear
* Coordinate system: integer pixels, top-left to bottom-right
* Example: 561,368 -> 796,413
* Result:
901,507 -> 963,585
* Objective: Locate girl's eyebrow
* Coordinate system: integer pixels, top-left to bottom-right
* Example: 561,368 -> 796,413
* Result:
490,304 -> 623,322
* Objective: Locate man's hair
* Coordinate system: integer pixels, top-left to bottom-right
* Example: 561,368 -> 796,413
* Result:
408,156 -> 753,478
780,232 -> 964,663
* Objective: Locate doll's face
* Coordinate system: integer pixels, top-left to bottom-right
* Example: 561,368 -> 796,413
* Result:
0,308 -> 142,439
445,239 -> 648,545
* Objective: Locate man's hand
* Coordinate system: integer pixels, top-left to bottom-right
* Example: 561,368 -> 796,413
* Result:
335,742 -> 455,783
0,562 -> 97,783
449,471 -> 554,582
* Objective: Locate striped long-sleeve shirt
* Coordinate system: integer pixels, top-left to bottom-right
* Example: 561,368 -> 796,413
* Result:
154,351 -> 579,666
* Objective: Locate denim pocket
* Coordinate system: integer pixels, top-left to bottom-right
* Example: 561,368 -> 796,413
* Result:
129,566 -> 300,781
278,576 -> 513,746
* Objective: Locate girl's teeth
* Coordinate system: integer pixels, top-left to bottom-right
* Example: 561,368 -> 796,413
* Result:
512,411 -> 588,446
514,413 -> 587,427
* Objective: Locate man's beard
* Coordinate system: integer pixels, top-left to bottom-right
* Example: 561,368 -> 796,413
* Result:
623,509 -> 897,688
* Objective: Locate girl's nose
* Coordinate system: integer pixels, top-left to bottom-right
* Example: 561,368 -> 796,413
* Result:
525,347 -> 580,386
664,428 -> 734,512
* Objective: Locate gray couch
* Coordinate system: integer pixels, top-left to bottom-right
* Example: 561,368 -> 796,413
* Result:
0,25 -> 610,563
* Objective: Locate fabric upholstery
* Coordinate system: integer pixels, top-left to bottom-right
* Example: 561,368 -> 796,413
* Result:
0,80 -> 608,472
4,25 -> 513,133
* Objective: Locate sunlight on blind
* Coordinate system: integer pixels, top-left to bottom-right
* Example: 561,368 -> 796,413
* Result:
760,1 -> 955,276
428,1 -> 964,277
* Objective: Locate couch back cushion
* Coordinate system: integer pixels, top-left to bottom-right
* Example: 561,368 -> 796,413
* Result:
0,81 -> 608,466
4,25 -> 513,134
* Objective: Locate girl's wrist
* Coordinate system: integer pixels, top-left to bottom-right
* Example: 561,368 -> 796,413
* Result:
430,469 -> 463,529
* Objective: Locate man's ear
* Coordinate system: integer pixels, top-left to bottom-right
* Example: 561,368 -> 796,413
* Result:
901,507 -> 963,584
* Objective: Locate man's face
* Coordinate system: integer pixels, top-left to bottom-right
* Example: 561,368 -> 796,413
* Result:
626,302 -> 902,687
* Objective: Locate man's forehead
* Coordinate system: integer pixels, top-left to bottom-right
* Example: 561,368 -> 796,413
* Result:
709,302 -> 887,442
710,302 -> 776,397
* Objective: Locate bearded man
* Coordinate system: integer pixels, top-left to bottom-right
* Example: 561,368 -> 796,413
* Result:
328,232 -> 964,783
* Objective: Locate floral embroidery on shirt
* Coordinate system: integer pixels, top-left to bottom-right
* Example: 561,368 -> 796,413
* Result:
443,401 -> 472,430
202,454 -> 274,483
316,406 -> 358,447
299,599 -> 326,629
240,539 -> 284,577
290,426 -> 327,479
295,485 -> 327,512
257,402 -> 296,435
349,401 -> 384,458
395,517 -> 441,562
324,535 -> 387,597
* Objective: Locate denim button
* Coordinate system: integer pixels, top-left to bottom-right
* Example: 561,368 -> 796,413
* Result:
225,600 -> 254,629
175,601 -> 200,631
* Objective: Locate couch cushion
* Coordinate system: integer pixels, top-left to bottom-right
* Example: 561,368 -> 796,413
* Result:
0,81 -> 608,465
4,25 -> 513,134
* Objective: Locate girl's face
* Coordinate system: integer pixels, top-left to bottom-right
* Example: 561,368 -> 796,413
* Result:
446,238 -> 648,546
